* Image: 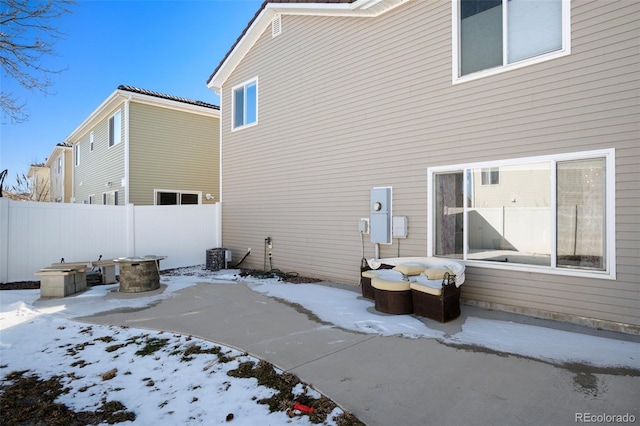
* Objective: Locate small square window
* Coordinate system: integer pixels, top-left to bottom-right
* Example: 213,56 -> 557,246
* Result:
232,79 -> 258,130
481,167 -> 500,185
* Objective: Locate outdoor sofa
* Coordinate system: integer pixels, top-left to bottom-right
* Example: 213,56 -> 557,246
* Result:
360,257 -> 465,322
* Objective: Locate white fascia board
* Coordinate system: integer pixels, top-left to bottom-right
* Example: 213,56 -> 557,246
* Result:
65,89 -> 218,144
125,91 -> 220,118
44,144 -> 70,168
64,89 -> 123,144
207,0 -> 411,93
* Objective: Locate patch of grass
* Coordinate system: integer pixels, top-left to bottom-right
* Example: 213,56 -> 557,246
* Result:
105,343 -> 126,353
134,337 -> 169,356
227,360 -> 364,424
180,343 -> 221,362
0,370 -> 135,425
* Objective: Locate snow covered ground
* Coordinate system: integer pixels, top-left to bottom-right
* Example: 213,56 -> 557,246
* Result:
1,266 -> 638,424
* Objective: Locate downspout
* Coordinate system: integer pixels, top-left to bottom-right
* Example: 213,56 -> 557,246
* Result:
124,95 -> 131,204
69,141 -> 75,203
217,91 -> 223,247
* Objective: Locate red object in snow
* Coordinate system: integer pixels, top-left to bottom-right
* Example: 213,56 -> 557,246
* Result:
294,402 -> 315,413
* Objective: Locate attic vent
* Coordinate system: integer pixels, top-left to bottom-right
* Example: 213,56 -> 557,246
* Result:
272,14 -> 282,38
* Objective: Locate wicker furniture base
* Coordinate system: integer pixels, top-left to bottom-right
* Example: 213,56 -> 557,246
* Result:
412,285 -> 461,323
374,288 -> 414,314
360,264 -> 393,300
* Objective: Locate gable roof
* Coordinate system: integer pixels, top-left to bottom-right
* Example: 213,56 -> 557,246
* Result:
206,0 -> 410,92
65,85 -> 220,144
118,85 -> 219,110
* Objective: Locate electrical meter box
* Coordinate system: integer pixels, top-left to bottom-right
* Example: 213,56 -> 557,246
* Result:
370,187 -> 392,244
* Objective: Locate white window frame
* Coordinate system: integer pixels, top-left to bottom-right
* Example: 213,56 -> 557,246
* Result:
452,0 -> 571,84
90,131 -> 94,152
154,189 -> 202,206
231,77 -> 258,131
102,190 -> 119,205
74,144 -> 80,166
427,149 -> 616,280
57,157 -> 62,175
109,110 -> 122,147
88,194 -> 95,205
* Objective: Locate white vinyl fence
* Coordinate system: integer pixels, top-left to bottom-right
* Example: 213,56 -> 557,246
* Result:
0,198 -> 221,283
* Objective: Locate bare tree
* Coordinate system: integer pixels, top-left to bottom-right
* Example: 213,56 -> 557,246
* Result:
0,0 -> 74,123
10,171 -> 50,201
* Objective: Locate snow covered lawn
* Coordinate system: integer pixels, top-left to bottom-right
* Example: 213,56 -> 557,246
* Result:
1,266 -> 638,424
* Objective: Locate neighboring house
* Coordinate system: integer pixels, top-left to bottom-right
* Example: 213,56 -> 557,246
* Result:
45,142 -> 73,203
27,163 -> 50,202
66,85 -> 220,205
207,0 -> 640,332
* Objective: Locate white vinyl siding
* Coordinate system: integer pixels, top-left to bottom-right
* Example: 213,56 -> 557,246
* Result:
72,106 -> 125,204
218,1 -> 640,330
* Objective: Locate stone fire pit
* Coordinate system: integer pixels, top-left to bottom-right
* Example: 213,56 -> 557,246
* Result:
114,256 -> 166,293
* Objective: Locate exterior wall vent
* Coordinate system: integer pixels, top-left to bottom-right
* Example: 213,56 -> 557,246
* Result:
272,14 -> 282,38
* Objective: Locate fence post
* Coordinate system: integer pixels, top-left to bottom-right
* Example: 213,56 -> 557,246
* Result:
0,198 -> 8,283
126,203 -> 135,257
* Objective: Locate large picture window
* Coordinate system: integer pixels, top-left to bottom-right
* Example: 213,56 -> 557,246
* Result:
455,0 -> 569,80
232,78 -> 257,130
428,150 -> 614,278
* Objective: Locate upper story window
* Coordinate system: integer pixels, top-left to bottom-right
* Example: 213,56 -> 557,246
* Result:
109,110 -> 122,147
90,131 -> 94,151
454,0 -> 570,82
481,167 -> 499,185
232,78 -> 258,130
57,157 -> 62,175
74,144 -> 80,166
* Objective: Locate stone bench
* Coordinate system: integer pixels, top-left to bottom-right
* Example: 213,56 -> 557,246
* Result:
34,265 -> 89,298
92,259 -> 118,284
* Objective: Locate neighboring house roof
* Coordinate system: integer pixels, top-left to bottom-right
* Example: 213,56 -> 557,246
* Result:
45,142 -> 72,168
206,0 -> 408,91
65,86 -> 220,144
118,85 -> 220,110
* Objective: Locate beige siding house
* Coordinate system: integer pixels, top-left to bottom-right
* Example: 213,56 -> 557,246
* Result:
45,142 -> 72,203
66,86 -> 220,206
207,0 -> 639,333
27,163 -> 51,202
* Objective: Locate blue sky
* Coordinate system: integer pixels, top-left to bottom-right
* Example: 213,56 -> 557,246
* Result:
1,0 -> 263,187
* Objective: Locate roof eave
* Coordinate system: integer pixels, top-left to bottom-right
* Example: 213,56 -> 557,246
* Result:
65,89 -> 219,144
206,0 -> 410,93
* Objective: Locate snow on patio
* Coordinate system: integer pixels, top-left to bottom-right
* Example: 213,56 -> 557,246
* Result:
1,266 -> 638,424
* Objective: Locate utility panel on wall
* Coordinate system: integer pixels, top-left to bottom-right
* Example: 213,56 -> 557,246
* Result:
393,216 -> 408,239
370,187 -> 392,244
